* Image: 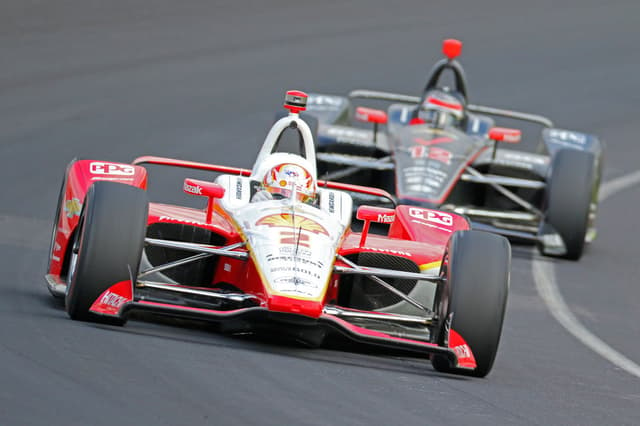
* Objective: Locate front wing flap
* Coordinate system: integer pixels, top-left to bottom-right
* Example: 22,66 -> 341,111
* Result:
89,281 -> 475,370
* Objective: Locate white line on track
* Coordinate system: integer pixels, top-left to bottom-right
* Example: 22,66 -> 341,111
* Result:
532,171 -> 640,379
598,169 -> 640,201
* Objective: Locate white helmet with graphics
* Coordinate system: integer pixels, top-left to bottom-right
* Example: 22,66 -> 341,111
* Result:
255,153 -> 317,203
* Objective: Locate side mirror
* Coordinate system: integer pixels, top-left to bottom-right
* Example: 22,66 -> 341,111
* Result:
488,127 -> 522,144
355,106 -> 388,124
183,178 -> 225,224
356,206 -> 395,247
355,106 -> 387,146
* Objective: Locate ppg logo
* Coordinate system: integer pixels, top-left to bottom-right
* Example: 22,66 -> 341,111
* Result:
89,162 -> 135,176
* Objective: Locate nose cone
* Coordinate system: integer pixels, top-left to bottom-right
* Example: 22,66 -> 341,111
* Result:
268,295 -> 324,318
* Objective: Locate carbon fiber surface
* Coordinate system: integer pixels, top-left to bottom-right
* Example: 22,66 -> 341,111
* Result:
340,252 -> 420,310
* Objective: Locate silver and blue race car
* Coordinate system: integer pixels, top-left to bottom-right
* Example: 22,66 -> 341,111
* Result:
302,38 -> 602,260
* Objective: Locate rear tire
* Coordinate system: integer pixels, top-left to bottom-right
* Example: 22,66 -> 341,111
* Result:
65,181 -> 148,324
431,231 -> 510,377
543,149 -> 595,260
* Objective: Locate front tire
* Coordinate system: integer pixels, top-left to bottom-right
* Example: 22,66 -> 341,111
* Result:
542,149 -> 595,260
431,231 -> 510,377
65,181 -> 148,323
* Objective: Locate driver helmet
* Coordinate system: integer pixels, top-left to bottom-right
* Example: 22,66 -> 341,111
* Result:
263,162 -> 316,203
419,89 -> 465,129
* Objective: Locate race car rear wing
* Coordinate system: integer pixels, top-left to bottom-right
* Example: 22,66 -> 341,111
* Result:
133,155 -> 396,204
467,104 -> 553,128
348,89 -> 554,128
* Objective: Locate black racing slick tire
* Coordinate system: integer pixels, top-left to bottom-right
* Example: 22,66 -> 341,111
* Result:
431,231 -> 510,377
543,149 -> 595,260
65,181 -> 148,324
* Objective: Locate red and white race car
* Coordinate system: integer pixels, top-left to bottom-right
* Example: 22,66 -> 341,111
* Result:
45,90 -> 511,377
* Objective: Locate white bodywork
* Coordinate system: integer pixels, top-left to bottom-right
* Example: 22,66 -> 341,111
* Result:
216,112 -> 352,300
234,197 -> 350,299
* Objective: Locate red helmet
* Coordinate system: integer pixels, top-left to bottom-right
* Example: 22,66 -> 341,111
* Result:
420,89 -> 465,128
263,163 -> 315,202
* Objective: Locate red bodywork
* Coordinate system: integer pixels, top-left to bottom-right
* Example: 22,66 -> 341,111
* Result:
47,157 -> 476,370
48,160 -> 148,279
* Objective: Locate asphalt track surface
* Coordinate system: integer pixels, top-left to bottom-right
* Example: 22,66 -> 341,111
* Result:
1,1 -> 639,425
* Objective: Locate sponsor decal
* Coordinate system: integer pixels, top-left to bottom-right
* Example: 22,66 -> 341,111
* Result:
326,126 -> 371,144
273,276 -> 318,296
502,132 -> 521,143
235,179 -> 243,199
278,245 -> 312,257
410,145 -> 426,159
256,213 -> 328,235
266,253 -> 323,268
405,175 -> 443,187
492,152 -> 549,171
89,162 -> 135,176
549,129 -> 586,145
404,166 -> 429,172
428,168 -> 447,178
279,230 -> 311,248
90,280 -> 132,316
414,136 -> 453,146
403,166 -> 430,174
376,213 -> 395,223
328,192 -> 335,213
408,184 -> 435,194
406,176 -> 423,184
453,344 -> 472,359
100,291 -> 128,309
501,152 -> 547,165
447,325 -> 477,369
402,166 -> 447,181
269,266 -> 322,280
64,198 -> 82,218
90,177 -> 135,182
183,182 -> 203,195
409,208 -> 453,227
409,146 -> 452,165
54,242 -> 62,252
428,147 -> 452,165
307,95 -> 343,110
424,178 -> 442,187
